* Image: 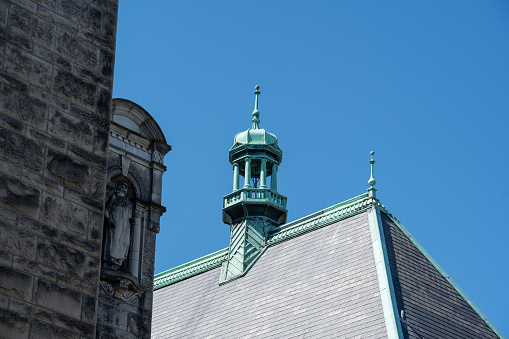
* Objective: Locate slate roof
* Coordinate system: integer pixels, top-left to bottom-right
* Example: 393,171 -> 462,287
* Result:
152,195 -> 503,338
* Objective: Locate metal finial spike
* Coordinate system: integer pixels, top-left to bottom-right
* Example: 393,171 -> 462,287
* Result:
368,151 -> 376,187
252,85 -> 261,129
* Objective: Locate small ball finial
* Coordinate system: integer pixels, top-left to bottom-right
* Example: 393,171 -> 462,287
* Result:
255,85 -> 260,90
370,151 -> 375,156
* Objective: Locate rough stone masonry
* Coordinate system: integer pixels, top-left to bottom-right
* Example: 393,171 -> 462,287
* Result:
0,1 -> 119,338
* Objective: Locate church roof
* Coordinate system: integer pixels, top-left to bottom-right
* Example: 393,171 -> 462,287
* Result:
152,194 -> 503,338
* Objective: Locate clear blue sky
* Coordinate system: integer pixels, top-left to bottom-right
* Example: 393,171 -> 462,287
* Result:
113,1 -> 509,335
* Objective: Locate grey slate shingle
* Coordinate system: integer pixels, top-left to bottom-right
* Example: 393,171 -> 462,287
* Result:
152,212 -> 387,338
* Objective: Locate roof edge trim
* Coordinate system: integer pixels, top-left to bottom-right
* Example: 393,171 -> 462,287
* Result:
368,207 -> 404,339
153,248 -> 228,290
384,213 -> 505,339
267,193 -> 386,245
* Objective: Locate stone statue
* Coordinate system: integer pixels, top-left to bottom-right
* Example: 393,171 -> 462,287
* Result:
104,180 -> 133,270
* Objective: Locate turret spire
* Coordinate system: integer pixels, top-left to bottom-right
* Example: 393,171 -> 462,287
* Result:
252,85 -> 261,129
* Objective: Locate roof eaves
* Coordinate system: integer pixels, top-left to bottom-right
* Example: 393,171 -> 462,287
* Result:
384,212 -> 505,339
153,248 -> 228,290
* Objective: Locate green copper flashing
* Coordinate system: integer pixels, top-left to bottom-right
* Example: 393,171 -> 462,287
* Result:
368,207 -> 404,339
267,193 -> 385,245
153,248 -> 228,290
384,213 -> 506,339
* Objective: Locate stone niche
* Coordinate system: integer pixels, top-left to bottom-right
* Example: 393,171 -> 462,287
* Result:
97,98 -> 171,339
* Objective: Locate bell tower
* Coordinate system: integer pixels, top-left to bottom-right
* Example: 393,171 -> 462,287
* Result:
221,86 -> 288,283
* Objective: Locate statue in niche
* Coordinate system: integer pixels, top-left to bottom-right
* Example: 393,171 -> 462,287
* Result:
104,180 -> 133,271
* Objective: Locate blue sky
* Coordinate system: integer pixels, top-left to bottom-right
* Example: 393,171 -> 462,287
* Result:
113,1 -> 509,335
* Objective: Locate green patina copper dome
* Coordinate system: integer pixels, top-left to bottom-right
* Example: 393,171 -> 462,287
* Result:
233,128 -> 278,145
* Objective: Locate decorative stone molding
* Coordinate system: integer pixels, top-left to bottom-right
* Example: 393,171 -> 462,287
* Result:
148,221 -> 160,234
100,270 -> 145,304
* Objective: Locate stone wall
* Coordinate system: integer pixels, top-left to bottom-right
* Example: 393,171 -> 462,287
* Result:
0,1 -> 118,338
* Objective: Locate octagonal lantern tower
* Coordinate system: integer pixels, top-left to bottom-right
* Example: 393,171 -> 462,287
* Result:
221,86 -> 288,283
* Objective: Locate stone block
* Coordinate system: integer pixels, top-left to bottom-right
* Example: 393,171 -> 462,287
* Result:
0,266 -> 33,301
33,44 -> 72,72
18,216 -> 60,241
78,29 -> 114,54
0,291 -> 9,308
41,193 -> 88,237
56,30 -> 99,69
97,302 -> 127,330
27,127 -> 67,153
70,104 -> 109,129
83,255 -> 100,283
102,10 -> 116,43
29,319 -> 79,339
53,312 -> 94,338
60,0 -> 102,35
100,50 -> 114,79
0,85 -> 49,129
53,69 -> 97,109
0,69 -> 29,92
49,110 -> 93,151
34,278 -> 82,319
21,169 -> 64,197
9,5 -> 55,49
36,238 -> 86,279
13,256 -> 57,282
68,145 -> 106,171
0,307 -> 30,339
0,222 -> 36,259
0,127 -> 44,171
0,175 -> 41,218
77,66 -> 112,90
13,0 -> 37,12
0,156 -> 22,179
94,127 -> 109,157
0,39 -> 4,68
64,187 -> 103,213
30,85 -> 71,112
38,6 -> 78,33
0,0 -> 8,27
0,112 -> 24,134
127,313 -> 150,338
0,248 -> 12,266
33,0 -> 58,11
9,298 -> 53,323
81,294 -> 96,325
61,232 -> 100,255
0,26 -> 32,52
88,211 -> 103,244
46,150 -> 91,194
4,45 -> 52,90
96,88 -> 111,119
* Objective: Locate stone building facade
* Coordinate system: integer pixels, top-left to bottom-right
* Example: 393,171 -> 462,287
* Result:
0,1 -> 170,338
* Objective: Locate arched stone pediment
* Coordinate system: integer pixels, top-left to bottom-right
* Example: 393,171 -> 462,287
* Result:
111,98 -> 167,143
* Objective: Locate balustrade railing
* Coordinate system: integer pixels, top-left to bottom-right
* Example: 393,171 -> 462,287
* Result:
223,188 -> 287,209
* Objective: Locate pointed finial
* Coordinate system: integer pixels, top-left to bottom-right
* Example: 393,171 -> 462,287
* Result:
252,85 -> 261,129
368,151 -> 376,187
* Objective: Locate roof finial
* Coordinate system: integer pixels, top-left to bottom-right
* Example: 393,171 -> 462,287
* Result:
252,85 -> 261,129
368,151 -> 376,187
